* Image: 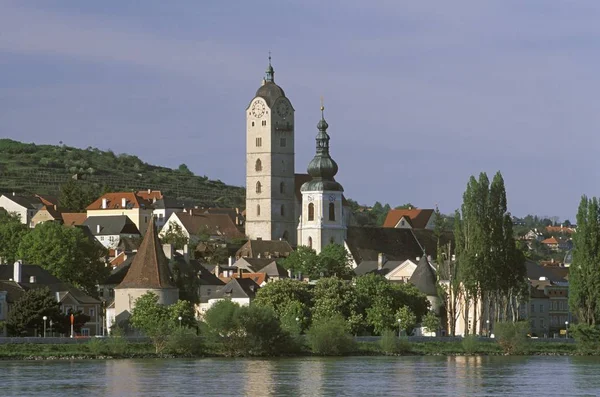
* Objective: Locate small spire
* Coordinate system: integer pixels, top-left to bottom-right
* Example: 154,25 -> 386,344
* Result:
265,52 -> 274,82
320,96 -> 325,119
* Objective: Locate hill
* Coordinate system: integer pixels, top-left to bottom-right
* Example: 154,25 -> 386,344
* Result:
0,139 -> 245,208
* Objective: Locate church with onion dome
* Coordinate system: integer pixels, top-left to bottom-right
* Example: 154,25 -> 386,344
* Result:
244,57 -> 348,252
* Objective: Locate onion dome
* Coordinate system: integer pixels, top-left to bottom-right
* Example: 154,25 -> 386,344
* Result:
254,55 -> 286,107
301,105 -> 343,192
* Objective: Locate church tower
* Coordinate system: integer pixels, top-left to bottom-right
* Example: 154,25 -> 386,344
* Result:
245,58 -> 296,244
297,105 -> 346,254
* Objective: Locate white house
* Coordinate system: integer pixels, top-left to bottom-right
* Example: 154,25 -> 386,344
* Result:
83,215 -> 141,249
0,194 -> 45,226
205,278 -> 260,310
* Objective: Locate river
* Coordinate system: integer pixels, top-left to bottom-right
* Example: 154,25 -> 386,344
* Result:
1,356 -> 599,396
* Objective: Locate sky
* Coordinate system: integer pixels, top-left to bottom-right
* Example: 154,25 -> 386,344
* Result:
1,0 -> 599,221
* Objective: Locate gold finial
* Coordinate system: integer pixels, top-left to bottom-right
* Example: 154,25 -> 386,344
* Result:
320,96 -> 325,113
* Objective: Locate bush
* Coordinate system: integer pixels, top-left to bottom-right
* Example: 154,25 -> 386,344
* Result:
462,335 -> 479,354
570,324 -> 600,354
167,327 -> 204,356
379,329 -> 411,354
87,337 -> 106,355
494,321 -> 529,354
306,315 -> 355,356
106,327 -> 128,356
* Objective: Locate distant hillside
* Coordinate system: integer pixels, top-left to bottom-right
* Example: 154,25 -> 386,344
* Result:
0,139 -> 245,208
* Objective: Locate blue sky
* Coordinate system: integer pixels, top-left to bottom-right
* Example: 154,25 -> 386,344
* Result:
1,0 -> 599,221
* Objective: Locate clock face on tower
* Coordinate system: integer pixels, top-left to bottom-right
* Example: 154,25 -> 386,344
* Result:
329,195 -> 336,202
276,100 -> 290,118
251,101 -> 266,118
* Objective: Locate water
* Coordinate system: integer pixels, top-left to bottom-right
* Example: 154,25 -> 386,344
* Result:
1,356 -> 600,396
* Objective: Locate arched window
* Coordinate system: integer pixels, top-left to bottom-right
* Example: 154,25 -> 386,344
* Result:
256,181 -> 262,193
280,204 -> 285,216
282,160 -> 286,172
308,236 -> 313,248
257,204 -> 261,216
280,182 -> 285,194
255,159 -> 262,172
329,203 -> 335,221
308,203 -> 315,221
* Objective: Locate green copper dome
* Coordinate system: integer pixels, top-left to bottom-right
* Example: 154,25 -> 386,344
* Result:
301,107 -> 343,192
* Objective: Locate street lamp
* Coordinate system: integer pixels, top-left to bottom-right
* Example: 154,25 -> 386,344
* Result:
486,320 -> 490,337
565,321 -> 569,339
397,319 -> 402,338
178,316 -> 183,328
42,316 -> 47,338
49,320 -> 53,338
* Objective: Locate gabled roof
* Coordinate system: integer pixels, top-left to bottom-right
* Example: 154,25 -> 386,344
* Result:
256,261 -> 288,278
83,215 -> 141,236
526,260 -> 567,282
172,212 -> 244,239
0,280 -> 26,303
1,194 -> 44,210
354,260 -> 407,276
409,256 -> 438,296
87,192 -> 152,211
62,213 -> 87,226
383,209 -> 434,229
212,278 -> 259,300
136,190 -> 164,201
116,220 -> 176,289
36,195 -> 59,207
117,236 -> 142,252
346,227 -> 424,263
221,273 -> 267,286
236,240 -> 294,259
542,237 -> 559,245
34,205 -> 64,220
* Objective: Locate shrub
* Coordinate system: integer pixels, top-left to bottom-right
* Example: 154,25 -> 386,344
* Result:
106,327 -> 128,356
87,337 -> 106,355
167,327 -> 204,356
462,335 -> 479,354
379,329 -> 411,354
306,315 -> 355,356
494,321 -> 529,354
570,324 -> 600,354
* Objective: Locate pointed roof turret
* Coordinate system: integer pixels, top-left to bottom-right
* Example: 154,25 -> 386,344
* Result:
409,256 -> 438,297
116,218 -> 176,289
265,52 -> 274,82
301,102 -> 343,192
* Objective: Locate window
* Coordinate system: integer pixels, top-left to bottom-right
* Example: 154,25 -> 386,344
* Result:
308,236 -> 312,248
256,137 -> 262,147
540,319 -> 545,329
553,301 -> 558,310
280,138 -> 287,147
81,328 -> 90,337
207,288 -> 211,296
530,304 -> 534,313
262,120 -> 267,126
329,203 -> 335,221
531,319 -> 536,329
540,304 -> 544,313
280,205 -> 285,216
90,309 -> 95,317
257,205 -> 261,216
281,160 -> 286,172
144,216 -> 148,223
109,289 -> 115,298
280,182 -> 285,194
256,181 -> 262,193
255,159 -> 262,172
252,121 -> 255,127
308,203 -> 315,221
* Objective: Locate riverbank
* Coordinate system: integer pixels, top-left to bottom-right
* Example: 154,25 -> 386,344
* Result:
0,339 -> 581,360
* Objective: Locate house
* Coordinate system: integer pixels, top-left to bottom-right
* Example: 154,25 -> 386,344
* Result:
61,212 -> 88,227
207,278 -> 260,309
522,229 -> 544,242
0,193 -> 45,226
0,261 -> 102,336
113,220 -> 178,329
160,210 -> 245,242
546,225 -> 576,235
383,208 -> 435,229
0,280 -> 25,336
86,192 -> 154,235
196,265 -> 226,316
236,239 -> 294,259
541,237 -> 560,251
30,205 -> 65,228
83,215 -> 141,249
230,257 -> 289,281
136,190 -> 189,229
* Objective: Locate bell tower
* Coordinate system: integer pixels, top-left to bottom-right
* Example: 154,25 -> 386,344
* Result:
297,104 -> 346,254
245,57 -> 297,244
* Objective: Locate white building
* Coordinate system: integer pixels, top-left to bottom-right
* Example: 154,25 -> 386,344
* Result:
0,194 -> 44,226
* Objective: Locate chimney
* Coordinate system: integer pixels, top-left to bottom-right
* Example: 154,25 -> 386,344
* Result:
13,260 -> 22,283
214,264 -> 220,277
183,244 -> 189,264
102,198 -> 107,209
96,224 -> 101,234
257,253 -> 261,259
287,269 -> 292,278
53,205 -> 57,211
377,253 -> 385,270
427,255 -> 432,262
29,276 -> 36,283
12,192 -> 15,196
147,189 -> 151,194
237,267 -> 243,277
121,198 -> 127,208
162,244 -> 173,260
416,257 -> 420,262
228,256 -> 234,266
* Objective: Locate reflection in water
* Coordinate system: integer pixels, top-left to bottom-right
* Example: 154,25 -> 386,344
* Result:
297,358 -> 324,396
105,360 -> 140,396
244,359 -> 274,396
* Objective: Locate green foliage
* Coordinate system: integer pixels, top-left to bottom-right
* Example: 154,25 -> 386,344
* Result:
160,223 -> 189,250
87,337 -> 106,355
462,335 -> 480,354
168,299 -> 197,328
0,213 -> 28,263
569,196 -> 600,325
281,246 -> 318,275
177,163 -> 193,175
570,324 -> 600,354
306,314 -> 355,355
166,327 -> 204,356
312,277 -> 362,334
422,312 -> 441,335
17,221 -> 108,295
58,180 -> 100,211
170,261 -> 200,304
106,327 -> 128,355
494,321 -> 529,354
6,287 -> 62,336
379,329 -> 411,354
316,243 -> 353,278
254,279 -> 312,331
396,306 -> 417,335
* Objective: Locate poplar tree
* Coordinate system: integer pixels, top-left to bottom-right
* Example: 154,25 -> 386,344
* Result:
569,196 -> 600,325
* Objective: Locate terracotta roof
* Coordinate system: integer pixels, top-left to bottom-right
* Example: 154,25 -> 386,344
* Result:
542,237 -> 559,245
409,256 -> 438,296
383,209 -> 434,229
235,272 -> 267,285
136,190 -> 163,201
62,213 -> 87,226
116,220 -> 176,289
87,192 -> 152,210
110,252 -> 128,268
236,240 -> 294,259
173,212 -> 244,239
546,226 -> 575,234
36,195 -> 59,207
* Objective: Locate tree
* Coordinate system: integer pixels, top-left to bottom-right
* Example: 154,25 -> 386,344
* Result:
160,223 -> 189,250
316,244 -> 353,279
17,222 -> 109,295
569,196 -> 600,325
312,277 -> 362,334
58,180 -> 99,212
6,287 -> 62,336
178,163 -> 193,175
170,260 -> 200,304
0,213 -> 28,263
130,292 -> 182,353
396,306 -> 417,335
422,311 -> 441,335
281,246 -> 318,276
253,279 -> 312,330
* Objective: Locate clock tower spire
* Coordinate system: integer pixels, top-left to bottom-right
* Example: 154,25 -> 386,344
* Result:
245,58 -> 296,244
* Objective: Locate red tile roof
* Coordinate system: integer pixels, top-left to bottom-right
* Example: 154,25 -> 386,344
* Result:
136,190 -> 163,201
87,192 -> 152,210
546,226 -> 575,234
61,212 -> 87,226
541,237 -> 559,245
383,208 -> 434,229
